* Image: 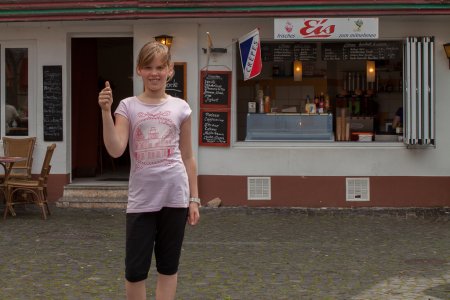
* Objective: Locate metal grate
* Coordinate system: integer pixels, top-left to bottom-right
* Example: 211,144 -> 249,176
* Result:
346,178 -> 370,201
247,177 -> 271,200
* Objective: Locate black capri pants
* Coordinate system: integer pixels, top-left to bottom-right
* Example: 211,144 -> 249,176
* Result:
125,207 -> 189,282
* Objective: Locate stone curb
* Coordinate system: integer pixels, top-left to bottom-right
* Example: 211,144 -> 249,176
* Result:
48,204 -> 450,220
198,206 -> 450,218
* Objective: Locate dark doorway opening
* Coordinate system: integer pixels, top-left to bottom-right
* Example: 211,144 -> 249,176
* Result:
71,37 -> 133,178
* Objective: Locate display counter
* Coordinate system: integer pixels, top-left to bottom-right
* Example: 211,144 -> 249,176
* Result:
246,113 -> 334,141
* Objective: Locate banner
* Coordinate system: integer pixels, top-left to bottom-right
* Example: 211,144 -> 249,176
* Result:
274,18 -> 378,40
238,28 -> 262,81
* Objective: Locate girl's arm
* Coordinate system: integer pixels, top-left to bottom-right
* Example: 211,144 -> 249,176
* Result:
98,81 -> 129,158
180,115 -> 200,226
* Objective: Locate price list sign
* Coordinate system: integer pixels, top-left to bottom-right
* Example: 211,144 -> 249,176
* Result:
322,41 -> 402,61
199,70 -> 231,147
166,62 -> 186,100
199,110 -> 230,147
43,65 -> 63,141
200,70 -> 231,108
293,43 -> 318,61
261,44 -> 274,62
322,43 -> 343,61
273,43 -> 293,62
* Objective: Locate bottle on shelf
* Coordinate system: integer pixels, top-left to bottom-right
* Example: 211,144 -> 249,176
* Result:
354,96 -> 361,115
305,95 -> 311,113
264,85 -> 271,98
354,89 -> 363,116
264,96 -> 271,113
257,89 -> 264,114
318,92 -> 325,113
324,94 -> 330,113
305,95 -> 316,114
314,95 -> 320,113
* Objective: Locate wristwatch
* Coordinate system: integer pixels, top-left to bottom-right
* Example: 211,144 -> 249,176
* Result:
189,197 -> 201,207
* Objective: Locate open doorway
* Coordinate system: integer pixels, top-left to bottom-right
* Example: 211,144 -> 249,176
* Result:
71,37 -> 133,179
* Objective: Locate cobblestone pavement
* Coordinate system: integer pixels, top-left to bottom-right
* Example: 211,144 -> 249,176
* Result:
0,206 -> 449,300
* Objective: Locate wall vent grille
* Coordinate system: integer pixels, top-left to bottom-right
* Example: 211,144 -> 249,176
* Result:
346,178 -> 370,201
247,177 -> 271,200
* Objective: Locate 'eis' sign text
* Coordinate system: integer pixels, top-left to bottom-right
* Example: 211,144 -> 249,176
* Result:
274,18 -> 378,40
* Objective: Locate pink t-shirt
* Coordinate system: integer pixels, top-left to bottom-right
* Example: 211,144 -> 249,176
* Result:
115,96 -> 192,213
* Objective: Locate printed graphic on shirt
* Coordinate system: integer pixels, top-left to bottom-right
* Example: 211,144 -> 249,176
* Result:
133,111 -> 177,170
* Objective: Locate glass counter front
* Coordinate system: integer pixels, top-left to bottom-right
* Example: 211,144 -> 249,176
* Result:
246,113 -> 334,141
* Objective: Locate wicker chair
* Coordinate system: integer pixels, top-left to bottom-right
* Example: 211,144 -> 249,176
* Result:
2,137 -> 36,179
4,143 -> 56,220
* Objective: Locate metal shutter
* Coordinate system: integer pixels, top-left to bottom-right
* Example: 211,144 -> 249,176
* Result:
403,37 -> 435,146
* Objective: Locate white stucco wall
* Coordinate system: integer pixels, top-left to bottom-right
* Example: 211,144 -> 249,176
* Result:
0,23 -> 67,175
0,21 -> 134,175
0,15 -> 449,178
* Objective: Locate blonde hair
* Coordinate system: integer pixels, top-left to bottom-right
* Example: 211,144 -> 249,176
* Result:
137,41 -> 173,79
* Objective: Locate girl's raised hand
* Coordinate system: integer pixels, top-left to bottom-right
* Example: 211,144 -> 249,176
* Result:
98,81 -> 113,111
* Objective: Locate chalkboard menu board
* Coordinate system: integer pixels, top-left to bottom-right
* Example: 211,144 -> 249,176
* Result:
43,65 -> 63,141
273,43 -> 293,62
261,44 -> 273,62
322,41 -> 402,61
262,43 -> 318,62
263,41 -> 401,62
199,109 -> 230,147
166,62 -> 186,100
293,43 -> 317,61
322,43 -> 343,61
200,70 -> 231,108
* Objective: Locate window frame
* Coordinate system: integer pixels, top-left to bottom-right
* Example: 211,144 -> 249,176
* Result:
233,38 -> 412,147
0,40 -> 37,138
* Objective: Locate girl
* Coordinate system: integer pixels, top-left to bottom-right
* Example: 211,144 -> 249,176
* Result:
98,41 -> 200,300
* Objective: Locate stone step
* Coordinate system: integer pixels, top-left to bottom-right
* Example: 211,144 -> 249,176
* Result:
57,184 -> 128,209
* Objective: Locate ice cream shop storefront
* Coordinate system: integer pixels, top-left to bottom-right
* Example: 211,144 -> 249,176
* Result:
0,1 -> 449,208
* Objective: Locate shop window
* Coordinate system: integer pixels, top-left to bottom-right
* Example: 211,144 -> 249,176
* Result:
4,48 -> 29,136
236,40 -> 407,143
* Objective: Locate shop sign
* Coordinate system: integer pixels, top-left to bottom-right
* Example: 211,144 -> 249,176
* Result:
274,18 -> 378,40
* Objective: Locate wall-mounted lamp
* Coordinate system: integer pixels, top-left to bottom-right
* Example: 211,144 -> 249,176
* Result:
444,43 -> 450,69
366,60 -> 376,83
154,35 -> 173,49
294,60 -> 303,81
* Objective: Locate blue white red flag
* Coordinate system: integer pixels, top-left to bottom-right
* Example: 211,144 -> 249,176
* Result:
238,28 -> 262,81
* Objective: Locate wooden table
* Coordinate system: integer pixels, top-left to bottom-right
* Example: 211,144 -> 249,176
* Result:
0,156 -> 27,217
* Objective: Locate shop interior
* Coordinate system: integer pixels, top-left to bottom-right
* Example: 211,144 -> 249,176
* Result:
237,40 -> 404,142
